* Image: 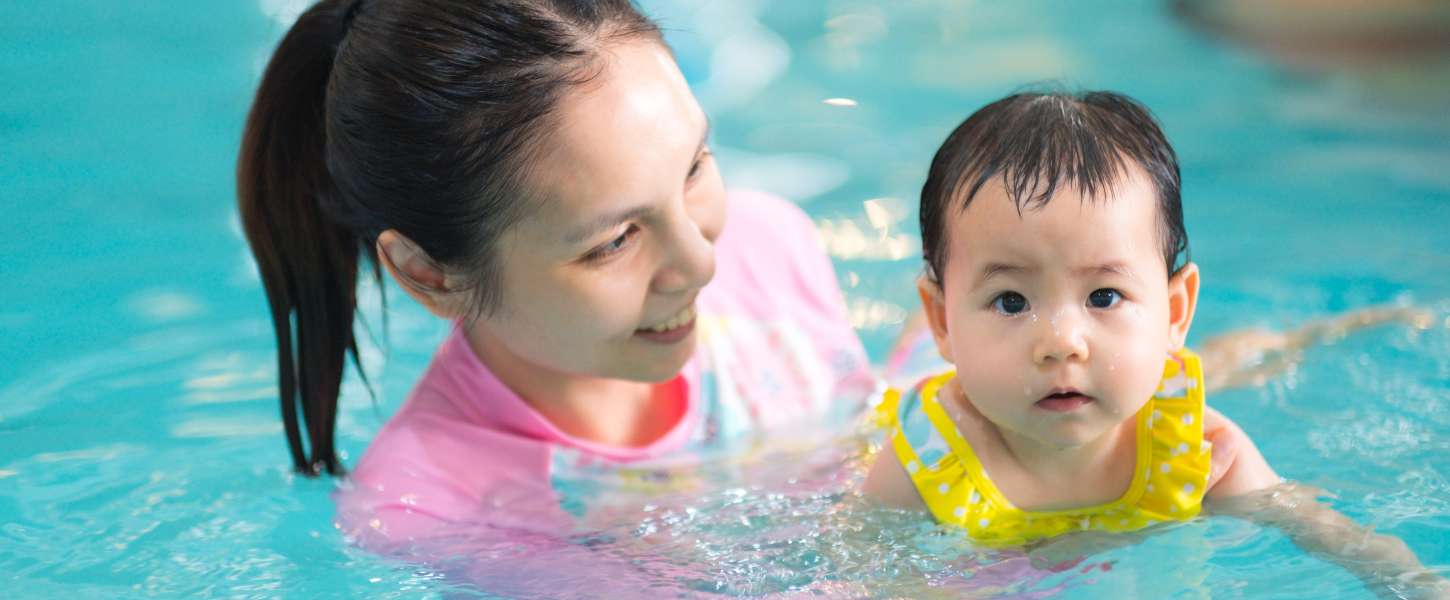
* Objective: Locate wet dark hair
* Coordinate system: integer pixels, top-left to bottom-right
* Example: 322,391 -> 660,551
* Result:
919,90 -> 1187,285
237,0 -> 661,476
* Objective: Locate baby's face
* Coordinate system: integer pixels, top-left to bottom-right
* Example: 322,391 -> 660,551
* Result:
922,166 -> 1198,450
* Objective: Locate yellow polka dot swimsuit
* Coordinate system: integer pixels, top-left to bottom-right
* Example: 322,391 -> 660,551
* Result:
876,349 -> 1211,547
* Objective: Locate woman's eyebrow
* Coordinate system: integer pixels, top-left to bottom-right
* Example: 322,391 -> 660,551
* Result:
564,205 -> 655,245
697,116 -> 712,153
563,117 -> 710,246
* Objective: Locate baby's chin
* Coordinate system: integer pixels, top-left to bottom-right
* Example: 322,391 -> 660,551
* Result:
1019,409 -> 1138,450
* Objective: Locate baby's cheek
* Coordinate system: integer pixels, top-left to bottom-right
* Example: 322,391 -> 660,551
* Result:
1098,331 -> 1167,400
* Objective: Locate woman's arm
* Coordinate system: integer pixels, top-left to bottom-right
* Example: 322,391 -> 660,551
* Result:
1204,408 -> 1448,598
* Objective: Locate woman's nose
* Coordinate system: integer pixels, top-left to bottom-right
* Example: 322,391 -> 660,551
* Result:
1032,307 -> 1091,365
652,213 -> 716,295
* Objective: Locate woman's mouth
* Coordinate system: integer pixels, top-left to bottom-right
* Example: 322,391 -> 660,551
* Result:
1035,389 -> 1094,412
635,304 -> 696,344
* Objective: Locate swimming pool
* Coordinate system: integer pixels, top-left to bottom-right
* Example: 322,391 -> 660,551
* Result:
3,0 -> 1448,597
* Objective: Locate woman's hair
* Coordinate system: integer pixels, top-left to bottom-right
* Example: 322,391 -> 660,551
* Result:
919,90 -> 1188,285
237,0 -> 660,476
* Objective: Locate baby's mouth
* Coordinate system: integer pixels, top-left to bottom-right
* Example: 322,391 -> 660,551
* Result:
1035,389 -> 1094,413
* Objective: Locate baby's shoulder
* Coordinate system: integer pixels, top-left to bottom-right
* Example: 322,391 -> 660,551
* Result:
1202,406 -> 1280,498
888,373 -> 1003,462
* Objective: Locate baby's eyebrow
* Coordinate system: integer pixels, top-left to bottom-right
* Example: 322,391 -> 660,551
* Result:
976,261 -> 1139,284
1075,262 -> 1139,281
979,262 -> 1032,283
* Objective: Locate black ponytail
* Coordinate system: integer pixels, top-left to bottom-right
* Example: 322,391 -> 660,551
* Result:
238,0 -> 359,476
236,0 -> 661,476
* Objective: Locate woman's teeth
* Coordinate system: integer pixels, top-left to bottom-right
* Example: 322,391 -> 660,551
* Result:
645,305 -> 695,332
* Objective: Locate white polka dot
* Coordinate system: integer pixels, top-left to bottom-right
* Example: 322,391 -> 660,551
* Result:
1159,463 -> 1170,474
1170,505 -> 1179,513
1199,441 -> 1210,454
1144,468 -> 1151,480
906,461 -> 919,474
978,518 -> 991,528
969,490 -> 981,504
1152,410 -> 1162,422
1119,519 -> 1129,526
1176,442 -> 1189,456
954,506 -> 966,518
1182,413 -> 1194,426
1183,483 -> 1195,495
1079,518 -> 1090,530
1147,484 -> 1155,492
938,483 -> 950,495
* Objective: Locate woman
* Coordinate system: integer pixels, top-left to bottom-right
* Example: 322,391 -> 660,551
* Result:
238,0 -> 876,554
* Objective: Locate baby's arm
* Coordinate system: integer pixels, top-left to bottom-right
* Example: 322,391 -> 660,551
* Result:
863,448 -> 927,509
1204,407 -> 1448,598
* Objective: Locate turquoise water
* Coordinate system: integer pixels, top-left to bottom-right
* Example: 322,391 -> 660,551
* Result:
3,0 -> 1448,597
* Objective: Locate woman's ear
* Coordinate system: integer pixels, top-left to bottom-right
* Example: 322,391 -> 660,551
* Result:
1167,262 -> 1201,351
376,230 -> 460,319
917,273 -> 955,364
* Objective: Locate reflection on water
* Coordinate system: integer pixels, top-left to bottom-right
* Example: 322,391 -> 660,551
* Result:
2,0 -> 1449,597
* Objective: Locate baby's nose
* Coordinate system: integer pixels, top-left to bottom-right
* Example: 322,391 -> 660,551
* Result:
1032,308 -> 1090,364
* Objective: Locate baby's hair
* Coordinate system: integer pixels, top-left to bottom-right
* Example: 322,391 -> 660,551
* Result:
919,89 -> 1187,284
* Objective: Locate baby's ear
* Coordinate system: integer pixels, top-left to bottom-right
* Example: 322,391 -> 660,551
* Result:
1167,262 -> 1200,351
916,274 -> 955,364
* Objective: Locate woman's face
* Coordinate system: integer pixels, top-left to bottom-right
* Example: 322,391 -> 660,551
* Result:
463,39 -> 726,385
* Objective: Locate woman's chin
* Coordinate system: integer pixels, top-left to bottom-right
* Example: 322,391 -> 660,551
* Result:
617,332 -> 697,382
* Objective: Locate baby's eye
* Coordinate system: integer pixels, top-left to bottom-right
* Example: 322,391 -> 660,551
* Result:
992,291 -> 1030,315
1088,288 -> 1121,309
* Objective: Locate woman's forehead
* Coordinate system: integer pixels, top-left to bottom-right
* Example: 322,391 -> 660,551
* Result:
533,41 -> 706,206
513,40 -> 707,241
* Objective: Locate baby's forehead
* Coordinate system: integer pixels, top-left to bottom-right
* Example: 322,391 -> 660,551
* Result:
945,172 -> 1166,266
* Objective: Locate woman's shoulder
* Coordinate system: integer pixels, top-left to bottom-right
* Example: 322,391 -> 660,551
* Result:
717,188 -> 820,259
711,188 -> 837,301
723,187 -> 814,226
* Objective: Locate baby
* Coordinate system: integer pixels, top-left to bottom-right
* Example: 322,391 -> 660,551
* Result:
864,90 -> 1443,594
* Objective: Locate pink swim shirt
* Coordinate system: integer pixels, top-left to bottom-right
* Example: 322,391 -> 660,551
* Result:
335,189 -> 878,548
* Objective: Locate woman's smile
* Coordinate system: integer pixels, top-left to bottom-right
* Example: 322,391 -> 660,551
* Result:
635,303 -> 697,344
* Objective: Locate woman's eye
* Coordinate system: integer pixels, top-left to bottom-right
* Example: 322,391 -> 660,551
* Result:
1088,288 -> 1121,309
687,149 -> 710,181
584,225 -> 638,262
992,291 -> 1030,315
